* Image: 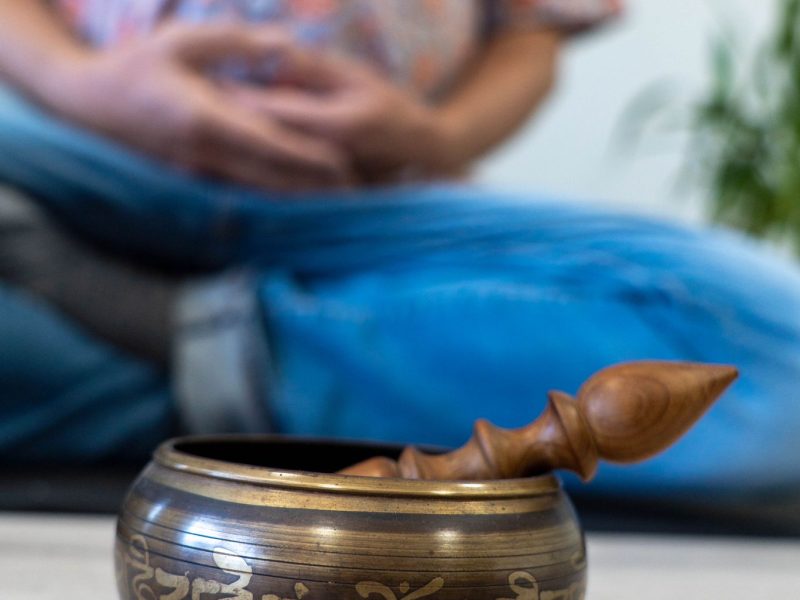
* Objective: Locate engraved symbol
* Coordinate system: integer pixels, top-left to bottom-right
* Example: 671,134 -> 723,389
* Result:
119,538 -> 317,600
262,582 -> 311,600
356,577 -> 445,600
496,571 -> 586,600
498,571 -> 540,600
156,568 -> 191,600
191,547 -> 254,600
120,536 -> 579,600
125,535 -> 156,600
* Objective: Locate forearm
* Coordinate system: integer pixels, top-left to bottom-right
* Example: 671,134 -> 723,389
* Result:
0,15 -> 352,189
0,1 -> 91,109
429,29 -> 563,173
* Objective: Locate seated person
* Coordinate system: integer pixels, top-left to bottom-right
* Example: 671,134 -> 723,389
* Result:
0,0 -> 799,505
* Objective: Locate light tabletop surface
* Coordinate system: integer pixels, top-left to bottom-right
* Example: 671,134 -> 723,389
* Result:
2,513 -> 799,599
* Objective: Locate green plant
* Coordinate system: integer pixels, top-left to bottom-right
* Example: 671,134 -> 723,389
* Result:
694,0 -> 800,254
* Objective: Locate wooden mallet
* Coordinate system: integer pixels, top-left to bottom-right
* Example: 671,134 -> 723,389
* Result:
340,361 -> 738,481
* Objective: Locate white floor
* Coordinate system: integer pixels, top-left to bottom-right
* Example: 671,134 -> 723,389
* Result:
2,513 -> 799,599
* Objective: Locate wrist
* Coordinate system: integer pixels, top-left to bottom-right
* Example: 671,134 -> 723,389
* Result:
31,45 -> 97,117
417,107 -> 469,177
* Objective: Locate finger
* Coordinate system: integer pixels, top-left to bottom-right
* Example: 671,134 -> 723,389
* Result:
271,50 -> 360,89
155,21 -> 298,68
199,105 -> 356,185
227,86 -> 358,137
189,117 -> 353,191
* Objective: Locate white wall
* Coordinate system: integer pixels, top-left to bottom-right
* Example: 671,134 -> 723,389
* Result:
477,0 -> 778,224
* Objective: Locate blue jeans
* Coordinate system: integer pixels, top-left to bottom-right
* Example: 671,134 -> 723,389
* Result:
0,284 -> 173,463
1,86 -> 799,500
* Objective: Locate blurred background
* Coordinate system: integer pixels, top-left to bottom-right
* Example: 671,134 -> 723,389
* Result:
481,0 -> 776,226
5,3 -> 800,598
2,0 -> 798,535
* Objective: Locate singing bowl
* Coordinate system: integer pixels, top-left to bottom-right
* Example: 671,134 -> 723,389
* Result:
116,436 -> 587,599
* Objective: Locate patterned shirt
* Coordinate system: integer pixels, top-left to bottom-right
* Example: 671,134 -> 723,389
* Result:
56,0 -> 622,97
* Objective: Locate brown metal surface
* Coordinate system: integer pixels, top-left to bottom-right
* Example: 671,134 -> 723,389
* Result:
116,436 -> 587,599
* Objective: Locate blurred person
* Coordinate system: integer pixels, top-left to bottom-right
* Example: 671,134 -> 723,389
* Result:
0,0 -> 798,502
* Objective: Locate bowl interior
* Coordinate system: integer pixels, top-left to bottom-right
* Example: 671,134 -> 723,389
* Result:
171,436 -> 438,474
161,435 -> 560,496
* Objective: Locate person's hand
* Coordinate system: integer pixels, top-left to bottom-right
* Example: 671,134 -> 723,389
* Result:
51,23 -> 354,191
228,51 -> 453,182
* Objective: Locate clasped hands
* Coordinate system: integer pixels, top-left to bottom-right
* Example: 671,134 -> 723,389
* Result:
55,22 -> 456,191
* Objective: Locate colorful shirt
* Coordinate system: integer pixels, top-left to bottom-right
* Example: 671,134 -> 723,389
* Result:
57,0 -> 622,97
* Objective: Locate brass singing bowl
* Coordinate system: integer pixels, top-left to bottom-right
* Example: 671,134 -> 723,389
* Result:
116,436 -> 587,599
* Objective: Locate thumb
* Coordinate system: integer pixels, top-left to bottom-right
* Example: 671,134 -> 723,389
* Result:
271,49 -> 365,90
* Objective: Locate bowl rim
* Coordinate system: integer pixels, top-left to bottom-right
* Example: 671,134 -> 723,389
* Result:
154,435 -> 561,499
